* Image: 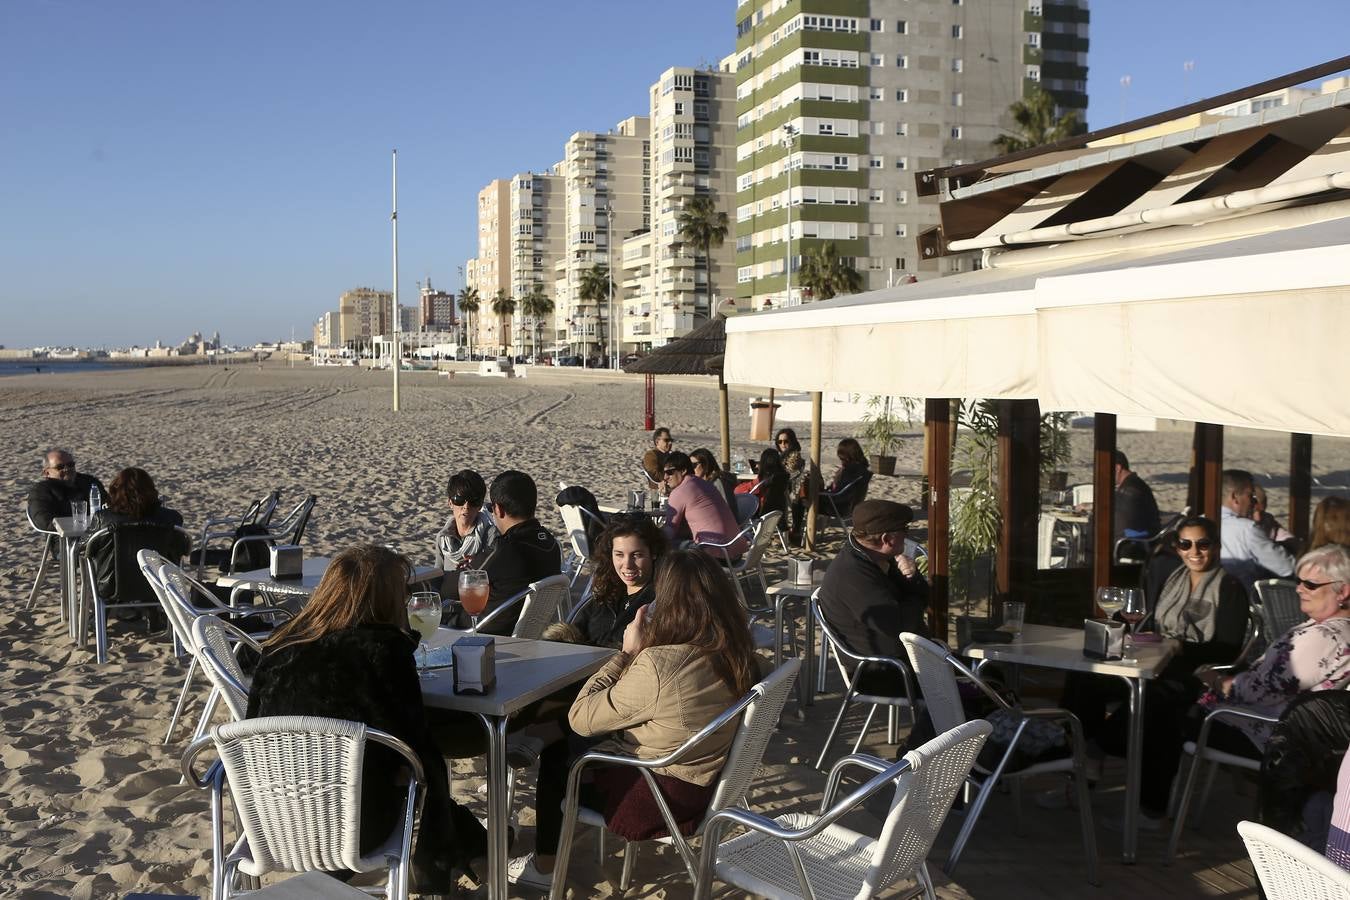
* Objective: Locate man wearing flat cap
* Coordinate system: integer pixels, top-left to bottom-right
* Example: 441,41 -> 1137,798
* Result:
818,499 -> 930,696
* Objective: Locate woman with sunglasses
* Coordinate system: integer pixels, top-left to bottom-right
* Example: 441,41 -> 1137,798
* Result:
775,428 -> 815,545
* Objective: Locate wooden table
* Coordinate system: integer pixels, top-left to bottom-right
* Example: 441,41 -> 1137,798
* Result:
52,516 -> 88,639
963,623 -> 1176,864
420,631 -> 614,900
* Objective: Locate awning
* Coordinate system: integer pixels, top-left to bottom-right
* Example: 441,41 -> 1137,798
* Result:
724,207 -> 1350,437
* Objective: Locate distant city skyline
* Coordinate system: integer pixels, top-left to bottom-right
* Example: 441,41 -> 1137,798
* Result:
2,0 -> 1347,347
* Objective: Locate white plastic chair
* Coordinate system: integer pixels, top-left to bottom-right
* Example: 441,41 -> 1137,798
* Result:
1239,819 -> 1350,898
548,659 -> 801,898
1070,483 -> 1094,507
900,633 -> 1099,883
470,574 -> 572,640
182,715 -> 424,900
25,507 -> 61,612
558,504 -> 592,590
191,614 -> 262,723
1166,704 -> 1278,862
814,592 -> 917,769
694,719 -> 993,900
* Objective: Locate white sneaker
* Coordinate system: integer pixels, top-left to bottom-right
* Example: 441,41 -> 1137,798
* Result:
507,853 -> 553,891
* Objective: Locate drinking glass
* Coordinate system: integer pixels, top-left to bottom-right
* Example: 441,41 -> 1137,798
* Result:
1095,586 -> 1125,620
1121,588 -> 1147,648
1002,600 -> 1026,635
71,501 -> 88,530
407,591 -> 441,677
459,569 -> 490,632
648,489 -> 661,510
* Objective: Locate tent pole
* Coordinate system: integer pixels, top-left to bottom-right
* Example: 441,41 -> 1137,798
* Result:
924,399 -> 952,643
805,391 -> 823,550
997,401 -> 1040,608
719,374 -> 731,473
767,387 -> 776,432
1290,433 -> 1312,545
1092,413 -> 1117,602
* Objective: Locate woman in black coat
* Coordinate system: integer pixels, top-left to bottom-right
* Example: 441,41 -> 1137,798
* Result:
568,515 -> 668,648
246,544 -> 485,892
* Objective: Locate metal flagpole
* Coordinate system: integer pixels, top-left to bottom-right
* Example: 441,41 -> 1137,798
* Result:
391,149 -> 401,412
607,200 -> 615,370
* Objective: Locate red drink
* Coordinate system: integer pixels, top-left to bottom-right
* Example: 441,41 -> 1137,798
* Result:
461,583 -> 489,617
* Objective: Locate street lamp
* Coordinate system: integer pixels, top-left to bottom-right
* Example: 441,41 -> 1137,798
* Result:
606,200 -> 615,370
782,123 -> 797,307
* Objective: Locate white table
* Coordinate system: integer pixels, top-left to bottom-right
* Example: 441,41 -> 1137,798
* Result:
216,556 -> 443,599
52,516 -> 88,639
963,623 -> 1176,864
765,573 -> 824,708
420,631 -> 614,900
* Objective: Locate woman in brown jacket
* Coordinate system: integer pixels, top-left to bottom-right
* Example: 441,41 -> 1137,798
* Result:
508,549 -> 759,890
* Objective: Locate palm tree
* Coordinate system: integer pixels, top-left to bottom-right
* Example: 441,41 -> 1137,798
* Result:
457,287 -> 479,358
992,86 -> 1083,155
519,285 -> 554,361
577,264 -> 616,363
676,194 -> 729,317
798,241 -> 864,301
490,289 -> 516,357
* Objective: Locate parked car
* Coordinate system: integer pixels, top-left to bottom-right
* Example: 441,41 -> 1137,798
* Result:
556,356 -> 583,367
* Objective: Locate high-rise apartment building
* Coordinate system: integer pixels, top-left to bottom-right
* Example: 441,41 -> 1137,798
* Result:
620,62 -> 740,352
732,0 -> 1089,308
465,179 -> 512,353
337,287 -> 393,349
509,170 -> 565,357
419,278 -> 456,333
312,310 -> 339,348
552,116 -> 650,362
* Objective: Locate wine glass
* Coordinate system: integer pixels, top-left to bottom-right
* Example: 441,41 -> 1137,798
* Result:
1121,589 -> 1147,633
1095,586 -> 1125,620
459,569 -> 490,632
407,591 -> 442,677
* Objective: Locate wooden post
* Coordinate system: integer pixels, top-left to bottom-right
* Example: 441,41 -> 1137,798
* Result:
1290,433 -> 1313,545
718,374 -> 731,472
643,374 -> 656,431
767,387 -> 776,432
1092,413 -> 1117,596
925,399 -> 952,644
805,391 -> 823,550
997,400 -> 1040,605
1201,424 -> 1224,521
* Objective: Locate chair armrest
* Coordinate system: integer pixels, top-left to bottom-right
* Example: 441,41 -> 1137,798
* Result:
572,687 -> 760,774
181,735 -> 221,788
1202,705 -> 1280,727
821,752 -> 893,810
468,585 -> 531,633
695,524 -> 754,551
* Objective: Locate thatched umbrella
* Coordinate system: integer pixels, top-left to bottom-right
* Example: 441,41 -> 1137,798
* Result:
623,316 -> 733,469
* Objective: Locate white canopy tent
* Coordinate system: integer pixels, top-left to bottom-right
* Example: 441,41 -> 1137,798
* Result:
725,204 -> 1350,438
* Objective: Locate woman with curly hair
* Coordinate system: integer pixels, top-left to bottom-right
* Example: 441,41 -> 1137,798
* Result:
568,514 -> 668,649
87,466 -> 182,531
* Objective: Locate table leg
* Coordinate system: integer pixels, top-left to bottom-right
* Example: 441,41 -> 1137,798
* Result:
773,596 -> 785,670
56,537 -> 69,628
477,713 -> 511,900
803,598 -> 816,708
1120,675 -> 1144,864
64,537 -> 79,640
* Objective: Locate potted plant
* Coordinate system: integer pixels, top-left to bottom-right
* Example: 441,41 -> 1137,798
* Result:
1040,411 -> 1073,494
861,395 -> 903,476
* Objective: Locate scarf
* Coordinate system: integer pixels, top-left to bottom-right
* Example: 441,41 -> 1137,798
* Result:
1154,565 -> 1224,644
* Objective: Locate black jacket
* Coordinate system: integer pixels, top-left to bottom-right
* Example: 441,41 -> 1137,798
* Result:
571,581 -> 656,649
819,536 -> 930,666
1114,472 -> 1161,539
85,516 -> 190,603
1261,690 -> 1350,842
246,624 -> 484,889
444,518 -> 563,635
27,473 -> 106,530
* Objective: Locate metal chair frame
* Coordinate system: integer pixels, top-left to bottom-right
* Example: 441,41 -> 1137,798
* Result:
817,473 -> 871,538
77,523 -> 192,664
697,511 -> 782,612
469,574 -> 572,639
25,507 -> 62,613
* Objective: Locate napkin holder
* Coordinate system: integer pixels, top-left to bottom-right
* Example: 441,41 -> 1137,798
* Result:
269,544 -> 303,580
1083,618 -> 1126,660
789,557 -> 814,585
955,615 -> 993,649
452,635 -> 496,695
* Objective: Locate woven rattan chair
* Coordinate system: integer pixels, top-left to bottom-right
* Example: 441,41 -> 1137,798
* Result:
1239,819 -> 1350,898
1255,579 -> 1304,643
548,659 -> 800,898
814,592 -> 917,770
191,614 -> 262,723
470,574 -> 572,639
694,719 -> 992,900
182,715 -> 424,900
558,504 -> 592,590
900,633 -> 1099,884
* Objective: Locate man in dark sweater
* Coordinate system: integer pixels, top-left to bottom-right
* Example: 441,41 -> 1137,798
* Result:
27,448 -> 105,530
818,500 -> 929,697
1113,450 -> 1161,540
443,469 -> 562,636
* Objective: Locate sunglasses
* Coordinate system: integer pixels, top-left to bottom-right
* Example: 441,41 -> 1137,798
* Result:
49,462 -> 75,471
663,468 -> 680,475
1297,578 -> 1341,591
450,494 -> 482,506
1176,538 -> 1213,551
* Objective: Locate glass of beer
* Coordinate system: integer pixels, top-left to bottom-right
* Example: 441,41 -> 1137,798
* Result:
459,569 -> 490,632
406,591 -> 442,677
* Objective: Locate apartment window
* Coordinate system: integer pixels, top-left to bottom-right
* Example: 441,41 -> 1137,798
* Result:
869,87 -> 884,100
896,19 -> 907,34
694,101 -> 709,118
833,154 -> 850,168
869,257 -> 884,271
894,224 -> 908,237
951,24 -> 963,38
674,73 -> 693,90
952,58 -> 964,72
870,54 -> 883,67
869,18 -> 883,30
1028,1 -> 1043,13
952,91 -> 964,106
674,101 -> 685,115
895,190 -> 908,204
1026,32 -> 1040,47
674,146 -> 693,162
868,189 -> 884,202
737,266 -> 753,284
895,55 -> 908,69
895,157 -> 908,170
736,235 -> 752,252
870,156 -> 883,168
896,89 -> 908,102
896,258 -> 907,269
896,122 -> 908,136
950,126 -> 963,139
1026,65 -> 1040,82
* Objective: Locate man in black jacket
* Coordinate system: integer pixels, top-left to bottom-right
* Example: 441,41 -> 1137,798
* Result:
444,469 -> 562,635
1113,450 -> 1161,541
818,500 -> 929,697
27,448 -> 105,530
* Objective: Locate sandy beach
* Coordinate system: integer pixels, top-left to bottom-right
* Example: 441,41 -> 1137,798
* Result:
5,363 -> 1348,898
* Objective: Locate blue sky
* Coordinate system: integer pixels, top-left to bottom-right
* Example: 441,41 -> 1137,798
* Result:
2,1 -> 1347,348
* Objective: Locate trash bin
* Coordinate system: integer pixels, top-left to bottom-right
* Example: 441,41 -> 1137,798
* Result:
748,398 -> 781,441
